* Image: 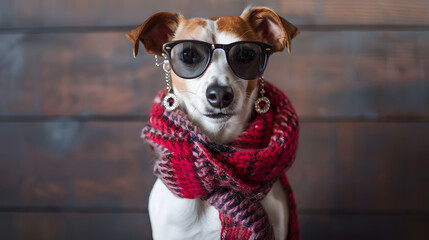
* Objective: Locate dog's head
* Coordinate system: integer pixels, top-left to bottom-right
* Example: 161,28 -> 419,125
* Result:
127,7 -> 299,144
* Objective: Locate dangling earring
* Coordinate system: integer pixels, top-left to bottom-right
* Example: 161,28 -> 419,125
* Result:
254,77 -> 270,114
156,53 -> 179,111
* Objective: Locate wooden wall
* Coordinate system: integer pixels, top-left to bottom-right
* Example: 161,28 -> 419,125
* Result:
1,0 -> 428,239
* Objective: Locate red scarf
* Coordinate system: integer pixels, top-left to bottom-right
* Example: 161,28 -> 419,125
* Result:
142,82 -> 300,240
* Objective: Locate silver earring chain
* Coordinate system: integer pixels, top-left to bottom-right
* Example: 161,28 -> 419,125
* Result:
156,54 -> 179,111
155,54 -> 172,92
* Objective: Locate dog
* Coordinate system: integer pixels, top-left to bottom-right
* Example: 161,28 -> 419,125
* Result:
127,6 -> 299,240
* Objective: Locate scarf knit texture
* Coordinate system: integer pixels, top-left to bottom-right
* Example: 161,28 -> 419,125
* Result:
142,82 -> 300,240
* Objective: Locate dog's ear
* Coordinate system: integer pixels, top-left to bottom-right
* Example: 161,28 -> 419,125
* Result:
126,12 -> 182,57
241,7 -> 300,53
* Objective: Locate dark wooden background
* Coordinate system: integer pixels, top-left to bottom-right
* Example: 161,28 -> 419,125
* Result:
1,0 -> 428,239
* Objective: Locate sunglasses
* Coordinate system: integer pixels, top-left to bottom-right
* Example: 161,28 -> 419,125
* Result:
162,40 -> 273,80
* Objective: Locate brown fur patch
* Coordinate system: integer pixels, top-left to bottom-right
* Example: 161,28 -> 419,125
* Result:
126,12 -> 182,56
241,7 -> 300,53
216,16 -> 258,41
184,18 -> 207,32
174,18 -> 207,40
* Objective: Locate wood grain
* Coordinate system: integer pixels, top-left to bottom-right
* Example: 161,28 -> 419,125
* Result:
1,121 -> 428,212
299,213 -> 429,240
0,212 -> 152,240
0,32 -> 162,117
266,31 -> 429,119
1,212 -> 426,240
0,121 -> 156,209
1,31 -> 428,118
1,1 -> 428,239
289,122 -> 429,212
1,0 -> 428,28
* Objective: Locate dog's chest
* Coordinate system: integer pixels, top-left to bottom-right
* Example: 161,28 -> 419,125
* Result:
149,179 -> 221,239
149,178 -> 289,240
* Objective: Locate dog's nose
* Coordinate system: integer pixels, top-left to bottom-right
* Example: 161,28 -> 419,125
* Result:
206,84 -> 234,109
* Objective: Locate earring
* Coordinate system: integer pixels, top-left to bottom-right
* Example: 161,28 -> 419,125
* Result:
254,77 -> 270,114
156,54 -> 179,111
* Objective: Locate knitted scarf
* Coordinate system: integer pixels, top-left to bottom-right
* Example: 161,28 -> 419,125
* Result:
142,82 -> 300,240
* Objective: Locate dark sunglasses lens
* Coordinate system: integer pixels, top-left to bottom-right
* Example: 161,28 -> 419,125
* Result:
229,43 -> 267,80
170,42 -> 210,79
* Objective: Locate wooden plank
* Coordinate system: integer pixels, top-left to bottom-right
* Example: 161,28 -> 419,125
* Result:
299,214 -> 429,240
280,0 -> 429,25
0,213 -> 427,240
1,31 -> 428,118
0,121 -> 156,209
1,121 -> 428,211
266,31 -> 429,119
0,212 -> 152,240
289,122 -> 429,212
0,32 -> 162,117
1,0 -> 428,28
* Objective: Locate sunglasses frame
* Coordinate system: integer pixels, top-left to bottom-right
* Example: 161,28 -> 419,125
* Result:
162,40 -> 273,80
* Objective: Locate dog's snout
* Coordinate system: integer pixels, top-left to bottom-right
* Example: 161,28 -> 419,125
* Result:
206,84 -> 234,109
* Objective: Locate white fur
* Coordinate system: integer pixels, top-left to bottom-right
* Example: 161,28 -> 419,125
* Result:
149,17 -> 289,240
150,179 -> 288,240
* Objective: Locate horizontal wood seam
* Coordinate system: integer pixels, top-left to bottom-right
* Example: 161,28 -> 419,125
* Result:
1,116 -> 429,123
1,25 -> 429,34
298,209 -> 429,216
0,206 -> 427,216
0,206 -> 148,214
